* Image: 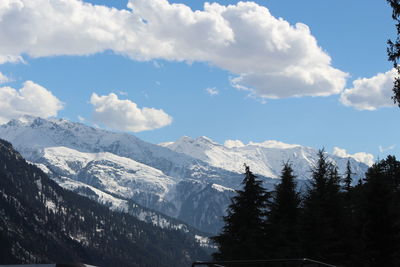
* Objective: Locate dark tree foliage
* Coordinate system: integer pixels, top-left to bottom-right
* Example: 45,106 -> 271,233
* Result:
0,139 -> 208,267
212,164 -> 269,262
387,0 -> 400,105
266,162 -> 301,259
343,159 -> 353,192
300,150 -> 347,265
339,160 -> 360,266
212,148 -> 400,266
359,156 -> 400,267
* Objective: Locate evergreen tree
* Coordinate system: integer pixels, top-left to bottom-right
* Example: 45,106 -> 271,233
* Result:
300,150 -> 347,265
360,156 -> 400,266
339,159 -> 360,266
266,162 -> 300,258
212,164 -> 269,261
343,159 -> 353,192
387,0 -> 400,106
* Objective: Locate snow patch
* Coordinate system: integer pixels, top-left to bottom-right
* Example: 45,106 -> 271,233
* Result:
212,183 -> 235,193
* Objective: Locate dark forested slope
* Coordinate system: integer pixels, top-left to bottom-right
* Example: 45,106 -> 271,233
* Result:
0,139 -> 208,267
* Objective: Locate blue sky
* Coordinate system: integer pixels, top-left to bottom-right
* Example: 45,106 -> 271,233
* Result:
0,0 -> 398,163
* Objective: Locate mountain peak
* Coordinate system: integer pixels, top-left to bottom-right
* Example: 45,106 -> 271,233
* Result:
173,135 -> 218,146
195,136 -> 217,144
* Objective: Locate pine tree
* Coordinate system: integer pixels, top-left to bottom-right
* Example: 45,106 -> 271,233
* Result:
387,0 -> 400,106
339,159 -> 360,266
360,156 -> 400,266
266,162 -> 300,258
343,159 -> 353,192
300,149 -> 347,264
212,164 -> 269,261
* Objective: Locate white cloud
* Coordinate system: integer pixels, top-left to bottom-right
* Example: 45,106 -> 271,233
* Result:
340,69 -> 397,110
90,93 -> 172,132
0,81 -> 63,123
118,90 -> 128,96
332,147 -> 374,167
250,140 -> 300,149
0,72 -> 10,84
224,139 -> 245,148
205,87 -> 219,96
224,139 -> 300,149
379,144 -> 396,153
0,0 -> 347,99
0,55 -> 23,64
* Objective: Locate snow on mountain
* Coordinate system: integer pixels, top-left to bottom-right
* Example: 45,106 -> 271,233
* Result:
37,146 -> 176,201
52,175 -> 206,235
161,136 -> 369,181
0,116 -> 242,188
0,116 -> 370,234
0,116 -> 242,233
34,159 -> 215,241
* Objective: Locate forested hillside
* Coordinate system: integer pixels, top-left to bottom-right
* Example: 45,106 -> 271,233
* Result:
0,139 -> 208,266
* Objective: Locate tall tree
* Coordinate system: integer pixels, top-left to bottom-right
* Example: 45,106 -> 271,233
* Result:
266,162 -> 300,258
340,159 -> 360,266
360,156 -> 400,266
343,159 -> 353,192
300,150 -> 347,264
387,0 -> 400,105
212,164 -> 269,261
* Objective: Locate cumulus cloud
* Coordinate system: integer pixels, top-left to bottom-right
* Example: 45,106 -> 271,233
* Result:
205,87 -> 219,96
332,147 -> 374,167
224,139 -> 300,149
224,139 -> 245,148
90,93 -> 172,132
0,0 -> 347,99
340,69 -> 397,110
250,140 -> 300,149
0,81 -> 63,123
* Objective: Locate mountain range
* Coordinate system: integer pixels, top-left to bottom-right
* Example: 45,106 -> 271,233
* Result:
0,116 -> 369,234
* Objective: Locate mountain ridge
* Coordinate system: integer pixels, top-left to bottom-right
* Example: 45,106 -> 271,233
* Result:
0,116 -> 369,234
161,135 -> 369,180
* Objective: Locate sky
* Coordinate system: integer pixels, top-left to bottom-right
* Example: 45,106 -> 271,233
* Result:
0,0 -> 398,164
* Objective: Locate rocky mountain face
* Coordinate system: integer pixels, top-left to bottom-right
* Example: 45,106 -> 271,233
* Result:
0,139 -> 208,266
0,116 -> 369,234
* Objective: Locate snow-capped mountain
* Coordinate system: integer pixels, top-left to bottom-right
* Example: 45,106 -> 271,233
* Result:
0,116 -> 370,234
0,116 -> 241,233
161,136 -> 369,181
1,116 -> 243,188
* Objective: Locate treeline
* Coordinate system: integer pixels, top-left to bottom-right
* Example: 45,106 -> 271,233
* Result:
212,150 -> 400,267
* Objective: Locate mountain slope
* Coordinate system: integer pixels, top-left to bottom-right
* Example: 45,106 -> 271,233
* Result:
36,146 -> 177,208
0,139 -> 208,266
